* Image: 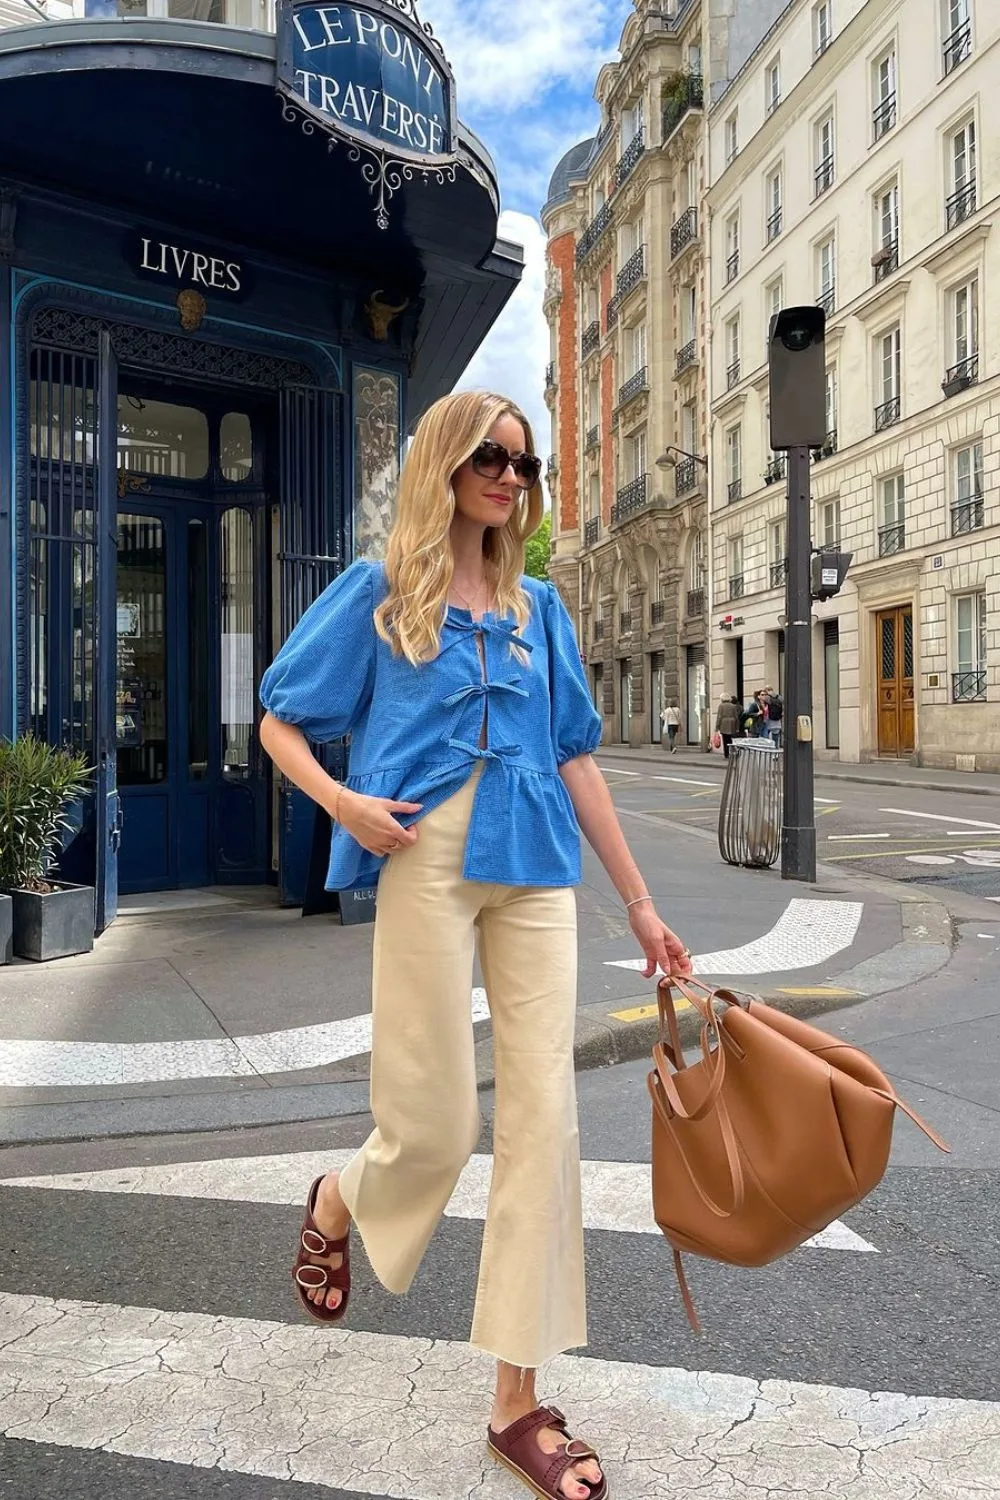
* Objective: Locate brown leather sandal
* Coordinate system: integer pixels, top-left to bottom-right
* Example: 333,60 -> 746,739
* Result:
292,1175 -> 351,1324
487,1404 -> 608,1500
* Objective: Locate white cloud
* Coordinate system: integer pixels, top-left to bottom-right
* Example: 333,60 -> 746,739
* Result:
455,210 -> 551,471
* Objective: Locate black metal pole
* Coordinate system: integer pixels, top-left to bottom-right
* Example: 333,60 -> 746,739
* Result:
781,445 -> 816,882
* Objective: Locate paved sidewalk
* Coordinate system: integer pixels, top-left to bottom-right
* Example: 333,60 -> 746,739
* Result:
597,743 -> 1000,797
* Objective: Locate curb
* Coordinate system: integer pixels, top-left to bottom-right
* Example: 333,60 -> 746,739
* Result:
595,751 -> 1000,799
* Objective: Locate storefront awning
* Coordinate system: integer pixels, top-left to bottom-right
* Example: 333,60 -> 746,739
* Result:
0,17 -> 522,416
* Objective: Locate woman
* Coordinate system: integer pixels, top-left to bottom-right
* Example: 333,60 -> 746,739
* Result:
660,699 -> 681,753
714,692 -> 741,758
258,391 -> 692,1500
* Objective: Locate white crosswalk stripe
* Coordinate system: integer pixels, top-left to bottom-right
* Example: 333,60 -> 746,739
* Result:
0,1150 -> 879,1252
2,1151 -> 997,1498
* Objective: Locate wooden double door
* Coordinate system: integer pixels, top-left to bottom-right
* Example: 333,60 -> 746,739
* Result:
876,605 -> 914,757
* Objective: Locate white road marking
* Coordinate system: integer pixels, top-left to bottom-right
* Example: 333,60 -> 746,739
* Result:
602,767 -> 641,776
814,798 -> 840,805
650,774 -> 718,787
827,834 -> 891,841
880,807 -> 1000,832
607,898 -> 863,977
0,990 -> 492,1088
906,855 -> 955,866
0,1149 -> 878,1252
2,1293 -> 994,1498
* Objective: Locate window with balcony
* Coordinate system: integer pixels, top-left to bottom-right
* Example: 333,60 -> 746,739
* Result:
872,49 -> 897,140
725,211 -> 740,284
952,441 -> 984,534
816,235 -> 836,315
627,430 -> 647,482
814,112 -> 835,196
953,591 -> 986,702
765,167 -> 783,241
814,365 -> 839,458
814,0 -> 833,55
688,530 -> 706,617
726,425 -> 742,504
729,536 -> 745,599
947,118 -> 977,230
765,58 -> 781,114
944,276 -> 979,394
676,286 -> 698,375
942,0 -> 972,75
873,180 -> 900,281
725,111 -> 738,166
875,325 -> 901,428
769,521 -> 787,589
819,497 -> 842,547
879,472 -> 905,555
725,315 -> 741,390
681,400 -> 698,457
765,275 -> 784,357
764,407 -> 786,484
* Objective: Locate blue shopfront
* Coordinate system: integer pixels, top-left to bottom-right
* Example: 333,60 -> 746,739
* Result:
0,1 -> 521,930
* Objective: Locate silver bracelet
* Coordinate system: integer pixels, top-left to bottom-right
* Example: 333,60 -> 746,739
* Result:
626,896 -> 653,909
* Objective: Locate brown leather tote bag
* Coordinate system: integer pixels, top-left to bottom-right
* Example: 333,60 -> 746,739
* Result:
648,977 -> 949,1330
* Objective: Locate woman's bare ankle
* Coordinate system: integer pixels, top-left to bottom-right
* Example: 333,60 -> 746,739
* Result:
314,1171 -> 351,1237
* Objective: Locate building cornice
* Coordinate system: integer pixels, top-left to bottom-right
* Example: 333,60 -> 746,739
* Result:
924,217 -> 993,275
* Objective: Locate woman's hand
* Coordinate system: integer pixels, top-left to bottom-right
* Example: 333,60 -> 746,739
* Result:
629,902 -> 693,981
339,791 -> 423,857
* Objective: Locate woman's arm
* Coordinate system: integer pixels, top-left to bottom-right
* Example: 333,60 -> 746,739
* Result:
560,753 -> 691,979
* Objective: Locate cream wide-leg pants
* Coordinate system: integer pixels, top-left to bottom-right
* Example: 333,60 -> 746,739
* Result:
337,765 -> 586,1370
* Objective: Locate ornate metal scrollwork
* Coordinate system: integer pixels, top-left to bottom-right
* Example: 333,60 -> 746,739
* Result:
340,137 -> 457,231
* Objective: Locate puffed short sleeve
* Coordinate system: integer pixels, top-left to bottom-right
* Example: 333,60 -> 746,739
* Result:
544,583 -> 603,766
259,561 -> 376,742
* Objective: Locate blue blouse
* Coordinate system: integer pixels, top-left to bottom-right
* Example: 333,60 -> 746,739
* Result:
259,561 -> 603,891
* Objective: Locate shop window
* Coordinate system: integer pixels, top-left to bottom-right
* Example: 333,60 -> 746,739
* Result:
220,508 -> 256,780
221,411 -> 254,482
118,396 -> 209,481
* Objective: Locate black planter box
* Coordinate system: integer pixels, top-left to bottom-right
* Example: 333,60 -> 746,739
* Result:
11,882 -> 96,962
0,894 -> 11,965
339,886 -> 377,926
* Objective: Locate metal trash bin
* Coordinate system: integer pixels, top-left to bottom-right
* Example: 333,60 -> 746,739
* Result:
718,739 -> 782,869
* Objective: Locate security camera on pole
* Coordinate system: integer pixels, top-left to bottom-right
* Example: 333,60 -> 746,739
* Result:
768,307 -> 852,883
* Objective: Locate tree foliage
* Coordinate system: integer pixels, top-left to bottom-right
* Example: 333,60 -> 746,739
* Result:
524,509 -> 552,581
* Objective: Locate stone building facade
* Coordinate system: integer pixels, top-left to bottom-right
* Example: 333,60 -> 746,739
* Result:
542,0 -> 710,748
706,0 -> 1000,768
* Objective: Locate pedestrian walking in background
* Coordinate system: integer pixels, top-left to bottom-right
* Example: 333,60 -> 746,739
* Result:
259,389 -> 693,1500
660,700 -> 681,753
715,692 -> 741,758
765,687 -> 784,748
743,690 -> 770,738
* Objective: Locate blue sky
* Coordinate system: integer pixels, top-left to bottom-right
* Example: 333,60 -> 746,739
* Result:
419,0 -> 635,456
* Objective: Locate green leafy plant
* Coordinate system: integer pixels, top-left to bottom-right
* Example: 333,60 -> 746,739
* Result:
0,735 -> 93,894
524,509 -> 552,581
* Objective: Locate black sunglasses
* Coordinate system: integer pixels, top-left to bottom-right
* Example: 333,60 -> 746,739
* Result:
470,439 -> 542,490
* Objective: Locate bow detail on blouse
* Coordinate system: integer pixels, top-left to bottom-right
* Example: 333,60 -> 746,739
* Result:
441,677 -> 530,709
445,614 -> 534,656
447,738 -> 524,763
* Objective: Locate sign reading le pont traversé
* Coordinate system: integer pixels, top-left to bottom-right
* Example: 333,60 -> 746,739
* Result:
282,2 -> 453,158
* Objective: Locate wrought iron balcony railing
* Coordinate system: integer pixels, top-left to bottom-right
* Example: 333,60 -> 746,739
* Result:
675,339 -> 697,376
611,473 -> 649,523
770,560 -> 788,589
943,19 -> 972,75
725,250 -> 740,284
576,200 -> 613,265
953,669 -> 986,702
873,240 -> 898,282
726,358 -> 741,390
670,206 -> 698,259
615,245 -> 646,302
814,155 -> 835,197
728,574 -> 745,600
872,92 -> 896,140
946,181 -> 976,231
619,610 -> 633,635
764,455 -> 787,485
943,354 -> 979,396
593,617 -> 605,641
766,207 -> 782,242
817,284 -> 836,316
878,522 -> 905,556
875,396 -> 900,430
952,494 -> 984,535
581,319 -> 601,360
651,600 -> 665,626
674,458 -> 698,497
586,425 -> 600,451
584,517 -> 600,547
614,130 -> 645,190
727,478 -> 742,505
617,367 -> 649,408
686,587 -> 704,618
811,429 -> 838,462
662,72 -> 704,142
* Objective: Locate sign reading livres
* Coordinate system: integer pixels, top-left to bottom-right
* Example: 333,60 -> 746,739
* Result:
276,0 -> 458,228
128,232 -> 250,300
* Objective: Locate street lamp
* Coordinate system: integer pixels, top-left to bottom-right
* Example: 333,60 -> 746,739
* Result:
656,445 -> 709,470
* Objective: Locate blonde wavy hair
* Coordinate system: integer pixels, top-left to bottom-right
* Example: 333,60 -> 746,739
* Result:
374,390 -> 545,665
